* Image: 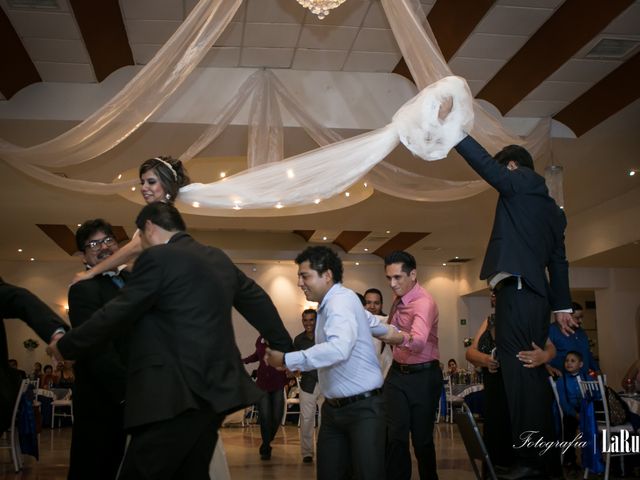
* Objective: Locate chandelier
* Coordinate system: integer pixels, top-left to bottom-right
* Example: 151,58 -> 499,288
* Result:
296,0 -> 347,20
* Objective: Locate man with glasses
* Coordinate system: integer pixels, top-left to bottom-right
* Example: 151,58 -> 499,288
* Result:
66,219 -> 128,480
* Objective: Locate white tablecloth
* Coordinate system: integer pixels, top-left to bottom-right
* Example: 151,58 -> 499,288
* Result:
621,393 -> 640,416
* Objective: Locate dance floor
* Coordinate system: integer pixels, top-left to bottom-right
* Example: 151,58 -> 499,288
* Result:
1,422 -> 476,479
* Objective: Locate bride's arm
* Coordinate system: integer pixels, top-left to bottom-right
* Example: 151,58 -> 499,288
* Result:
71,232 -> 143,285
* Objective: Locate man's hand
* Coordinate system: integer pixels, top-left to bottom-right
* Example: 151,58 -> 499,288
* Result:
517,341 -> 548,368
47,334 -> 65,363
438,95 -> 453,121
375,325 -> 404,345
265,348 -> 285,369
554,311 -> 577,336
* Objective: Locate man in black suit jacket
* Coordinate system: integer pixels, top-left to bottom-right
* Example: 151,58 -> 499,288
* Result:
0,278 -> 66,433
454,135 -> 577,479
50,203 -> 293,480
66,219 -> 129,480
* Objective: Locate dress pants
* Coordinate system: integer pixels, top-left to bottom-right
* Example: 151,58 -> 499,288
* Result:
385,366 -> 443,480
495,282 -> 561,475
299,383 -> 323,458
118,408 -> 222,480
258,389 -> 284,455
68,400 -> 126,480
317,394 -> 385,480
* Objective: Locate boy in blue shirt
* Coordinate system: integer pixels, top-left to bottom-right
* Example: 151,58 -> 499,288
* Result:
556,351 -> 584,468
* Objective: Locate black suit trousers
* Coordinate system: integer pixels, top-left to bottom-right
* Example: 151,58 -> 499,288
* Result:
317,394 -> 385,480
495,282 -> 560,474
384,366 -> 443,480
118,408 -> 222,480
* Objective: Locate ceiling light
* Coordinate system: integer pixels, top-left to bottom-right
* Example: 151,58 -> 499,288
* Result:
296,0 -> 347,19
629,169 -> 637,177
442,263 -> 447,266
455,256 -> 459,259
364,248 -> 368,252
131,187 -> 136,191
192,202 -> 200,208
345,191 -> 350,197
287,169 -> 294,179
355,262 -> 360,266
220,172 -> 226,178
275,203 -> 284,209
363,182 -> 368,188
322,236 -> 328,241
386,230 -> 391,234
117,174 -> 122,180
30,258 -> 35,261
314,198 -> 321,204
77,223 -> 81,227
18,248 -> 22,253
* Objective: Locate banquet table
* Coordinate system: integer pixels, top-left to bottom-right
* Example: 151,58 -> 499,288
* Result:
36,388 -> 72,427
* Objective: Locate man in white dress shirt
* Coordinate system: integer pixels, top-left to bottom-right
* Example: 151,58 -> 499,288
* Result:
266,246 -> 401,480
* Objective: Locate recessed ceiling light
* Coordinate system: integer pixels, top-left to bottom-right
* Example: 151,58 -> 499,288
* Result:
455,256 -> 459,259
18,248 -> 22,253
364,248 -> 368,252
363,182 -> 368,188
630,169 -> 637,177
322,236 -> 328,241
442,263 -> 447,266
117,174 -> 122,180
131,187 -> 136,191
30,257 -> 35,262
287,169 -> 294,179
386,230 -> 391,234
192,202 -> 200,208
314,198 -> 321,204
355,262 -> 360,266
275,203 -> 284,209
345,192 -> 350,197
77,223 -> 81,227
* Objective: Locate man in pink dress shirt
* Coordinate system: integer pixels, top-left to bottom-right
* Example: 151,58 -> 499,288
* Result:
384,251 -> 442,480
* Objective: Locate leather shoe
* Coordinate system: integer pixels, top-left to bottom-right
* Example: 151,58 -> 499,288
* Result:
260,452 -> 271,461
497,465 -> 546,480
303,456 -> 313,464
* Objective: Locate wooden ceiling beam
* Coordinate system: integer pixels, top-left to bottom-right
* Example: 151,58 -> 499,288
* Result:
332,231 -> 371,253
373,232 -> 430,259
0,7 -> 41,99
69,0 -> 133,82
554,51 -> 640,137
477,0 -> 634,115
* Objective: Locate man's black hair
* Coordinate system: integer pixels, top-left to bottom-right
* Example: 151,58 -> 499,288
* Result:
295,246 -> 343,284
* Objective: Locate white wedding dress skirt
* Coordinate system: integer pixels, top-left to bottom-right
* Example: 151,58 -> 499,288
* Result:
209,437 -> 231,480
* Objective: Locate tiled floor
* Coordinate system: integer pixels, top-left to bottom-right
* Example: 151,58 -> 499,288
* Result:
1,422 -> 475,479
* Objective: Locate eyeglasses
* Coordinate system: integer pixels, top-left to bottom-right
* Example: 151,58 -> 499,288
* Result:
84,236 -> 116,251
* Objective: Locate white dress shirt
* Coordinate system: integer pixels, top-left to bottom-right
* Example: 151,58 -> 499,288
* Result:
285,283 -> 384,399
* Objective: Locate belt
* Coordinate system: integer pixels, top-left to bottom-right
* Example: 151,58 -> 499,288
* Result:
493,276 -> 518,292
392,360 -> 439,374
325,388 -> 383,408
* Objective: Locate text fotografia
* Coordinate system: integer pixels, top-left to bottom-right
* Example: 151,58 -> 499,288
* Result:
514,431 -> 587,456
603,429 -> 640,453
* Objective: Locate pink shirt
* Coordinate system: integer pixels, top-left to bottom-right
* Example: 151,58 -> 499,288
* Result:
389,282 -> 439,364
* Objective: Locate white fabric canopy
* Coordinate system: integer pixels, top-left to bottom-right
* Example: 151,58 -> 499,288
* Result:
0,0 -> 557,211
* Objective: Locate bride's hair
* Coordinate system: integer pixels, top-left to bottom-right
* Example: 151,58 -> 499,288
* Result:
139,156 -> 190,203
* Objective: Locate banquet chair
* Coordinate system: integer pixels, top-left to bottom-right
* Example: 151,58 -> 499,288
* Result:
242,405 -> 258,426
578,374 -> 634,480
548,376 -> 565,464
281,377 -> 301,426
51,389 -> 73,428
454,403 -> 497,480
445,376 -> 465,423
0,379 -> 28,472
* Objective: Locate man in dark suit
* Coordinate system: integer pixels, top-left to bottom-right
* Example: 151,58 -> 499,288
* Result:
0,278 -> 66,433
66,219 -> 129,480
454,135 -> 577,480
49,202 -> 293,480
